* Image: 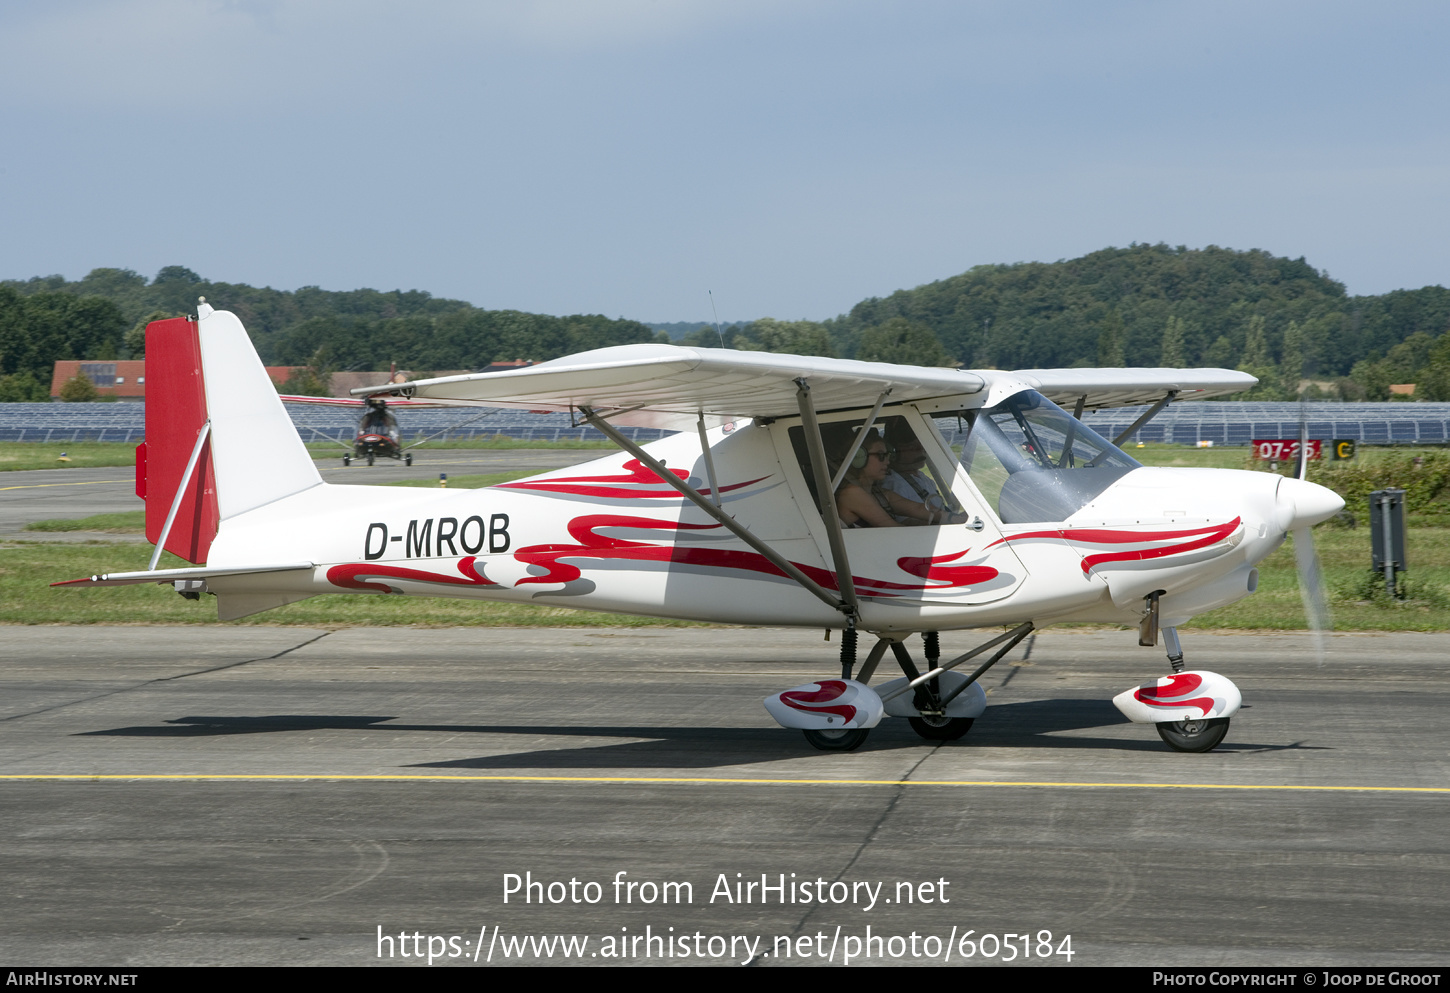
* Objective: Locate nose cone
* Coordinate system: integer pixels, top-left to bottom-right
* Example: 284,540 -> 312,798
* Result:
1276,477 -> 1345,530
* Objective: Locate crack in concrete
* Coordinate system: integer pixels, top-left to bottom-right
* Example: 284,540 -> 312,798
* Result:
0,630 -> 335,725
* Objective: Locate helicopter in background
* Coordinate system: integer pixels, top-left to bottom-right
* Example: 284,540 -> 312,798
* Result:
276,393 -> 419,466
346,397 -> 409,467
281,365 -> 512,466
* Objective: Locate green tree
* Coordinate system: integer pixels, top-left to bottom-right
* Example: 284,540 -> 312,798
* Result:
1204,335 -> 1234,368
1241,315 -> 1270,368
736,318 -> 836,357
1279,320 -> 1305,397
855,317 -> 950,366
1097,310 -> 1125,366
58,372 -> 99,402
1421,332 -> 1450,401
278,367 -> 332,396
277,348 -> 334,397
1233,316 -> 1288,399
1349,332 -> 1436,400
0,370 -> 49,402
1160,315 -> 1186,367
122,310 -> 180,358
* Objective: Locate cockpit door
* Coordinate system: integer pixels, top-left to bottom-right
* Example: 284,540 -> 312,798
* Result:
772,407 -> 1027,607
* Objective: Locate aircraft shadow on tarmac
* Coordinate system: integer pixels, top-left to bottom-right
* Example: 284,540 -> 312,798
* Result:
76,700 -> 1319,766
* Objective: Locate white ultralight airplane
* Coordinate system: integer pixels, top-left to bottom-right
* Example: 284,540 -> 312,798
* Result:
61,303 -> 1344,753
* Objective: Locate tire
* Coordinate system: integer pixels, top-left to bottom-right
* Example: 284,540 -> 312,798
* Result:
908,715 -> 974,741
404,454 -> 413,466
367,454 -> 375,466
342,456 -> 351,466
1156,717 -> 1230,753
802,728 -> 870,752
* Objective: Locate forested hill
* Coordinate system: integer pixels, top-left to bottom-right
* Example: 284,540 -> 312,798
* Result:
834,244 -> 1450,379
5,248 -> 1450,403
0,266 -> 656,384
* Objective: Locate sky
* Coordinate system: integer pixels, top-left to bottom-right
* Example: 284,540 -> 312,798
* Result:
1,1 -> 1447,323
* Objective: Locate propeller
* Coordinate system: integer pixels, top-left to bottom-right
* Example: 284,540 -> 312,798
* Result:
1290,400 -> 1332,666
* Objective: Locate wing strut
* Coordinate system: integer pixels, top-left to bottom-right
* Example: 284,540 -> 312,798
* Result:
577,406 -> 847,614
1109,390 -> 1179,448
695,412 -> 722,506
878,622 -> 1034,705
793,379 -> 860,620
830,387 -> 892,491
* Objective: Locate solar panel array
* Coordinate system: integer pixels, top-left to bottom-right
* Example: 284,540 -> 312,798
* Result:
1079,401 -> 1450,447
0,403 -> 670,444
4,401 -> 1450,448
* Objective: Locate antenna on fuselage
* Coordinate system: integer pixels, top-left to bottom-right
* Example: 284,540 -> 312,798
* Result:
708,290 -> 726,348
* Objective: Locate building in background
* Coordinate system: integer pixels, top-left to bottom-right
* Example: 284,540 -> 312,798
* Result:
50,360 -> 534,400
50,361 -> 304,400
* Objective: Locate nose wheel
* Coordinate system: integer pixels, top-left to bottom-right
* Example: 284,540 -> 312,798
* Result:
802,728 -> 870,751
1156,718 -> 1230,753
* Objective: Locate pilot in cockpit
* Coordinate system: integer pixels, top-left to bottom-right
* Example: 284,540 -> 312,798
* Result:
830,426 -> 961,528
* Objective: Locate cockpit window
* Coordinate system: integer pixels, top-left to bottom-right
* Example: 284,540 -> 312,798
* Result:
936,390 -> 1141,524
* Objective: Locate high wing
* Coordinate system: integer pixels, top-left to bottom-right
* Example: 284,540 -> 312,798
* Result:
353,344 -> 986,428
278,395 -> 458,407
1011,367 -> 1259,409
352,343 -> 1255,425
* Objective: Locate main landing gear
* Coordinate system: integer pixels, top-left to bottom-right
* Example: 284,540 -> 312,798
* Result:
764,623 -> 1033,752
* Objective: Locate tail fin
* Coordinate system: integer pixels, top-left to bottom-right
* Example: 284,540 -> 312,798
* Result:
140,304 -> 321,564
195,301 -> 321,519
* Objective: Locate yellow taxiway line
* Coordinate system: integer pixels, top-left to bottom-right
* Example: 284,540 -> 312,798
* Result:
0,480 -> 123,491
1,774 -> 1448,794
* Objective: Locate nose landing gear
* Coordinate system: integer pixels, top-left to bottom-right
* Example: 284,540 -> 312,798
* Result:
1114,624 -> 1242,753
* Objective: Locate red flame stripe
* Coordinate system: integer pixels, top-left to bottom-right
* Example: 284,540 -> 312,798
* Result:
988,519 -> 1240,574
326,556 -> 498,593
497,460 -> 769,500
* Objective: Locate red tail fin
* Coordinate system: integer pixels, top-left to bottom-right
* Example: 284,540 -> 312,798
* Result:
142,318 -> 219,564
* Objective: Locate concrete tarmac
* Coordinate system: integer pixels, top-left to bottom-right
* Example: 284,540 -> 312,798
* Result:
1,625 -> 1448,967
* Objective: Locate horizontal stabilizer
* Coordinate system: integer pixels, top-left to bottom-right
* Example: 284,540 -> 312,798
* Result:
53,562 -> 315,588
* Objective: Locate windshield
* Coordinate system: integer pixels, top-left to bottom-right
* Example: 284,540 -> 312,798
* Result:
939,390 -> 1141,524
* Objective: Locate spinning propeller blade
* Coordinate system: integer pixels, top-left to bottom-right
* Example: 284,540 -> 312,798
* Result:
1292,526 -> 1331,667
1297,397 -> 1310,482
1291,397 -> 1329,664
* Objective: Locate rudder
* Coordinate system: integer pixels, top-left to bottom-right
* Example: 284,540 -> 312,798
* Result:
141,317 -> 218,564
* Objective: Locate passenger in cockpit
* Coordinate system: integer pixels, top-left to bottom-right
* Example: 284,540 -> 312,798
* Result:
882,420 -> 966,526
